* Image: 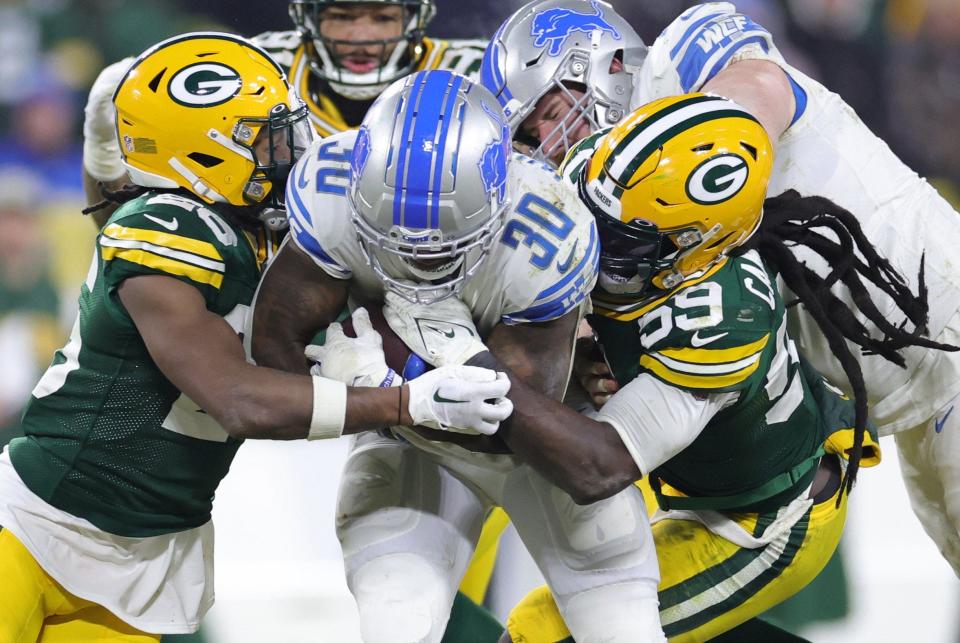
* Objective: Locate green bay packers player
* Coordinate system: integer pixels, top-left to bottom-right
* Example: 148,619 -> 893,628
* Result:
381,94 -> 902,642
0,33 -> 511,643
83,0 -> 487,230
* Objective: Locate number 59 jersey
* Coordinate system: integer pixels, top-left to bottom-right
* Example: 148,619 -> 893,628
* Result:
286,130 -> 599,336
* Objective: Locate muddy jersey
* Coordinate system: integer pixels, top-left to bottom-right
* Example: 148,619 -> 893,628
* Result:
636,2 -> 960,433
286,129 -> 598,336
253,30 -> 487,137
10,192 -> 278,537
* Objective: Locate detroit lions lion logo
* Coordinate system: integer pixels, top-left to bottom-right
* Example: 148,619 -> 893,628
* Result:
530,0 -> 621,57
478,101 -> 510,201
351,125 -> 371,178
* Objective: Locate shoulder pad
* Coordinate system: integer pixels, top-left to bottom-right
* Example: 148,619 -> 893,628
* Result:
498,165 -> 599,324
285,132 -> 357,278
250,30 -> 301,68
559,129 -> 608,186
425,37 -> 488,80
100,192 -> 240,291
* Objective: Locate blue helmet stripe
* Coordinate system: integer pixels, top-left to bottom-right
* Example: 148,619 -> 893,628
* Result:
480,22 -> 513,106
392,74 -> 427,227
396,71 -> 454,229
430,74 -> 464,229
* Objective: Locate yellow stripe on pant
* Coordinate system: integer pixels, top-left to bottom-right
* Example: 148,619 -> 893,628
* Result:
458,506 -> 511,604
0,528 -> 160,643
506,478 -> 847,642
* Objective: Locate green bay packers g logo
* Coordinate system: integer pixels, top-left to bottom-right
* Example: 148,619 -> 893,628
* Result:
685,153 -> 749,205
168,63 -> 242,107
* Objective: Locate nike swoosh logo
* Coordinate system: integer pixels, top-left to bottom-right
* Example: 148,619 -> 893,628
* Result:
433,391 -> 466,404
144,214 -> 179,231
690,330 -> 728,347
296,158 -> 310,189
425,325 -> 456,339
556,240 -> 578,274
936,406 -> 954,434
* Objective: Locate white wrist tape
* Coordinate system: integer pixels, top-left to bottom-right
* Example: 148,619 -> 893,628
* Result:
308,376 -> 347,440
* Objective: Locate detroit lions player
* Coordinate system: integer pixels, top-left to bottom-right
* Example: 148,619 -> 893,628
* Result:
82,0 -> 487,229
250,69 -> 665,643
482,0 -> 960,573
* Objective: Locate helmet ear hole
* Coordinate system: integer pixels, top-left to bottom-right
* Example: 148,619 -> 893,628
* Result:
187,152 -> 224,168
148,70 -> 165,93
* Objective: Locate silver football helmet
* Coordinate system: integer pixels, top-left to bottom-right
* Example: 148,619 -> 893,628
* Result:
480,0 -> 646,164
349,70 -> 512,303
289,0 -> 436,100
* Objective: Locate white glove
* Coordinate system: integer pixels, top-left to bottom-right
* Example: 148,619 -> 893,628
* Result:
83,57 -> 134,182
383,291 -> 488,367
406,365 -> 513,435
305,308 -> 399,388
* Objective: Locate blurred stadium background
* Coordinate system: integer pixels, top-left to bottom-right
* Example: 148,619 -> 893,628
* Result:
0,0 -> 958,640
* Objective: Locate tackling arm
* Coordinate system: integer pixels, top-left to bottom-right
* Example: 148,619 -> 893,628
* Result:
251,238 -> 349,373
119,274 -> 415,438
468,311 -> 641,504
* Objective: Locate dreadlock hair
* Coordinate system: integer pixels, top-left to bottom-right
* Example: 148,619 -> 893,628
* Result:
737,189 -> 959,500
81,182 -> 150,217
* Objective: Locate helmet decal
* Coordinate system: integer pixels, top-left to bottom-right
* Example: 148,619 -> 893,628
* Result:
168,63 -> 242,107
478,101 -> 510,201
685,154 -> 750,205
530,0 -> 621,56
352,125 -> 372,177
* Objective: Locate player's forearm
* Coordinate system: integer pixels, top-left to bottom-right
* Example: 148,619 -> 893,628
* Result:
468,350 -> 639,504
207,364 -> 411,440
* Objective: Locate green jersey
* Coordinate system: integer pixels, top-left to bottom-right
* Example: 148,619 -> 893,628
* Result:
591,250 -> 873,511
9,192 -> 277,537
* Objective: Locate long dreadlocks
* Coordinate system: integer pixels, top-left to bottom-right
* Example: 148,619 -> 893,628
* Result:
81,182 -> 150,217
739,189 -> 958,499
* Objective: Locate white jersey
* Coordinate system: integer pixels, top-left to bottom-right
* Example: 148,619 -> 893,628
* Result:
634,3 -> 960,434
286,130 -> 598,470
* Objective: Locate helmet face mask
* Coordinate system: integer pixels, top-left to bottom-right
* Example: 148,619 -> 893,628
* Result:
289,0 -> 436,100
348,70 -> 512,304
481,0 -> 646,166
578,93 -> 775,301
114,33 -> 315,229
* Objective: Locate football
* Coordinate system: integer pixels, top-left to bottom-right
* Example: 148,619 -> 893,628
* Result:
342,305 -> 429,379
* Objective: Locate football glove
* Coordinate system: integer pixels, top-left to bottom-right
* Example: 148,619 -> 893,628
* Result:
406,366 -> 513,435
83,58 -> 134,182
383,291 -> 489,367
306,307 -> 399,388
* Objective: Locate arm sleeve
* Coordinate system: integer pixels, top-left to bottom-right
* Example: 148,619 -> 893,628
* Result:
595,373 -> 738,476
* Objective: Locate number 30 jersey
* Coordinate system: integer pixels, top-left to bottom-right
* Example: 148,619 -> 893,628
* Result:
286,129 -> 599,337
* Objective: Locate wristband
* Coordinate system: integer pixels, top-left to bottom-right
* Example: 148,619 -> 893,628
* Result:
308,376 -> 347,440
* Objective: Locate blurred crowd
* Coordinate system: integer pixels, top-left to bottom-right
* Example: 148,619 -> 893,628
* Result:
0,0 -> 958,450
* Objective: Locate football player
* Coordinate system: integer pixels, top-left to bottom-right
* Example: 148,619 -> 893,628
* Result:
0,34 -> 511,643
82,0 -> 487,229
382,93 -> 897,642
250,69 -> 664,643
482,0 -> 960,573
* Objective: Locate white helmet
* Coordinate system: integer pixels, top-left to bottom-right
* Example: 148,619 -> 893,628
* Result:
289,0 -> 436,100
349,70 -> 512,303
480,0 -> 646,164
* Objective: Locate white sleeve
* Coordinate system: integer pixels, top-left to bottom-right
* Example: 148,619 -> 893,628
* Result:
595,374 -> 738,476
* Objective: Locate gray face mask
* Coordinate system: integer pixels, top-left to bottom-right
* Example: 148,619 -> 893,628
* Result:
479,0 -> 647,165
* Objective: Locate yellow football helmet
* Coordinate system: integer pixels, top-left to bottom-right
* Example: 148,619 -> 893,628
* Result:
113,32 -> 313,225
578,93 -> 773,298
